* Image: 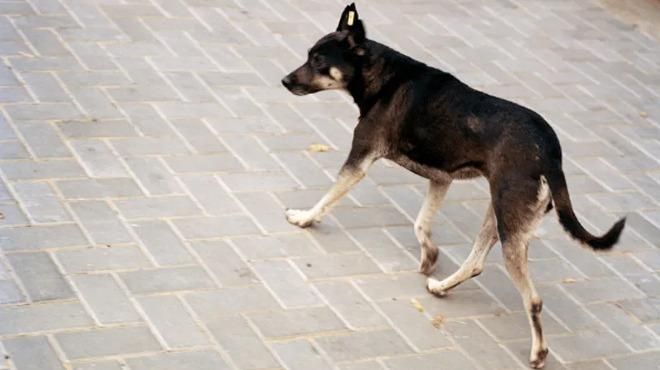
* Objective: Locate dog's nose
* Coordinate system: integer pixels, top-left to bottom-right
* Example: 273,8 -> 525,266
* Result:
281,75 -> 293,88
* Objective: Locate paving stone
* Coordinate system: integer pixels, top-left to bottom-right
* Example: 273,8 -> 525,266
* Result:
70,200 -> 133,245
13,182 -> 71,223
607,352 -> 660,370
56,326 -> 161,359
125,351 -> 230,370
137,295 -> 210,348
315,329 -> 412,362
589,302 -> 660,351
120,266 -> 215,294
56,178 -> 143,199
271,339 -> 333,370
293,253 -> 381,279
114,196 -> 201,219
70,139 -> 128,177
73,274 -> 141,324
173,215 -> 259,239
248,306 -> 345,338
206,315 -> 280,369
443,320 -> 522,369
378,299 -> 453,350
132,220 -> 194,266
179,174 -> 241,215
384,351 -> 478,370
235,191 -> 292,233
0,159 -> 85,180
16,121 -> 70,158
0,279 -> 25,304
3,336 -> 65,370
251,259 -> 321,307
230,233 -> 323,259
186,285 -> 279,320
315,280 -> 388,329
550,330 -> 630,363
124,157 -> 184,195
57,245 -> 151,273
71,361 -> 123,370
0,301 -> 92,335
349,228 -> 419,273
7,252 -> 74,301
563,276 -> 644,303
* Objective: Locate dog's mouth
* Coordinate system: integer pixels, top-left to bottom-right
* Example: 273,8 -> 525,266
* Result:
289,87 -> 310,96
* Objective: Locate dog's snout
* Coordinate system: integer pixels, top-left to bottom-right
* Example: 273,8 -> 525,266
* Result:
281,75 -> 294,88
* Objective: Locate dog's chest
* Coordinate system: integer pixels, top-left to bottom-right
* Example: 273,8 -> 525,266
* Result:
388,154 -> 452,182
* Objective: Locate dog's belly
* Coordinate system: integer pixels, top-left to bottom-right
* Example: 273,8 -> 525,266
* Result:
390,155 -> 481,181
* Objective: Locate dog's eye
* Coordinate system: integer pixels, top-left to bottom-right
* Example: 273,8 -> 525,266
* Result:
310,54 -> 325,69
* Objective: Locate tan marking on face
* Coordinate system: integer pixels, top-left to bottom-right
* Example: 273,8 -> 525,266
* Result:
329,67 -> 343,81
313,75 -> 343,90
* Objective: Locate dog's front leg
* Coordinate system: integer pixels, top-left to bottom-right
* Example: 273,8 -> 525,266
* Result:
286,150 -> 376,228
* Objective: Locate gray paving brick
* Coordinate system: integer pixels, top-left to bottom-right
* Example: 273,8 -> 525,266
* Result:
180,174 -> 241,215
120,266 -> 215,294
193,240 -> 256,286
70,201 -> 133,245
173,215 -> 259,239
125,351 -> 230,370
57,119 -> 138,138
16,121 -> 71,158
221,171 -> 297,192
56,178 -> 143,199
315,280 -> 387,329
271,339 -> 332,370
73,274 -> 141,324
607,352 -> 660,370
589,302 -> 660,351
186,286 -> 279,320
248,306 -> 345,338
124,157 -> 183,195
57,245 -> 151,273
349,228 -> 418,273
0,159 -> 85,180
231,233 -> 322,259
70,139 -> 128,178
443,320 -> 522,369
235,191 -> 292,233
616,298 -> 660,323
72,361 -> 123,370
0,301 -> 92,335
3,336 -> 65,370
384,351 -> 478,370
137,295 -> 210,348
294,253 -> 381,279
355,272 -> 430,301
315,329 -> 412,362
132,220 -> 194,266
0,279 -> 24,304
563,276 -> 644,303
13,182 -> 71,223
551,330 -> 630,363
7,252 -> 74,301
378,299 -> 452,350
252,260 -> 322,307
206,315 -> 280,369
114,196 -> 201,219
56,326 -> 161,360
166,153 -> 243,173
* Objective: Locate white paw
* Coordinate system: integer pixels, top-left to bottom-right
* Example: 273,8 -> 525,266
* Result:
285,209 -> 318,228
426,278 -> 448,297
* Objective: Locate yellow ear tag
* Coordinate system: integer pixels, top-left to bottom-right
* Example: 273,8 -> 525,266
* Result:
347,11 -> 355,26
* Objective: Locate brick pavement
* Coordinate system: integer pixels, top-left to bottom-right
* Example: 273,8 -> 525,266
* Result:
0,0 -> 659,369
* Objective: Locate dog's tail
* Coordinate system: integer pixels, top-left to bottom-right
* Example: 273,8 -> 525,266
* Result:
545,168 -> 625,250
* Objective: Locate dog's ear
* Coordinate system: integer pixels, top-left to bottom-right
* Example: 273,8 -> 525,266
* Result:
336,3 -> 366,47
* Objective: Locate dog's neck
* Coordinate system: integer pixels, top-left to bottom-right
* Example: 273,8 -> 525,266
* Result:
347,40 -> 427,117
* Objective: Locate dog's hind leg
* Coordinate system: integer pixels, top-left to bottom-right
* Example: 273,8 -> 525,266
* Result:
426,204 -> 498,295
493,176 -> 551,368
415,179 -> 451,275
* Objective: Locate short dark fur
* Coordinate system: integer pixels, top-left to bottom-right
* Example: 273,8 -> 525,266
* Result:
282,4 -> 625,368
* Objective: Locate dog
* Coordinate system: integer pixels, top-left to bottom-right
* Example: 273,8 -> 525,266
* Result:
281,3 -> 626,368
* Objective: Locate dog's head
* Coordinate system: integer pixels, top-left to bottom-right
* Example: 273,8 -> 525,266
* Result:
281,3 -> 367,96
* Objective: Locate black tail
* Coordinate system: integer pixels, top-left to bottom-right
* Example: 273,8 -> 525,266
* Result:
545,169 -> 626,250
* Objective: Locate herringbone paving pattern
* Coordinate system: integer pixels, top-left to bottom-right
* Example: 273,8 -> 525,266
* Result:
0,0 -> 659,369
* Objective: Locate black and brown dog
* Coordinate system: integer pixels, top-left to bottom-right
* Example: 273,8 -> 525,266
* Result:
281,3 -> 625,368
